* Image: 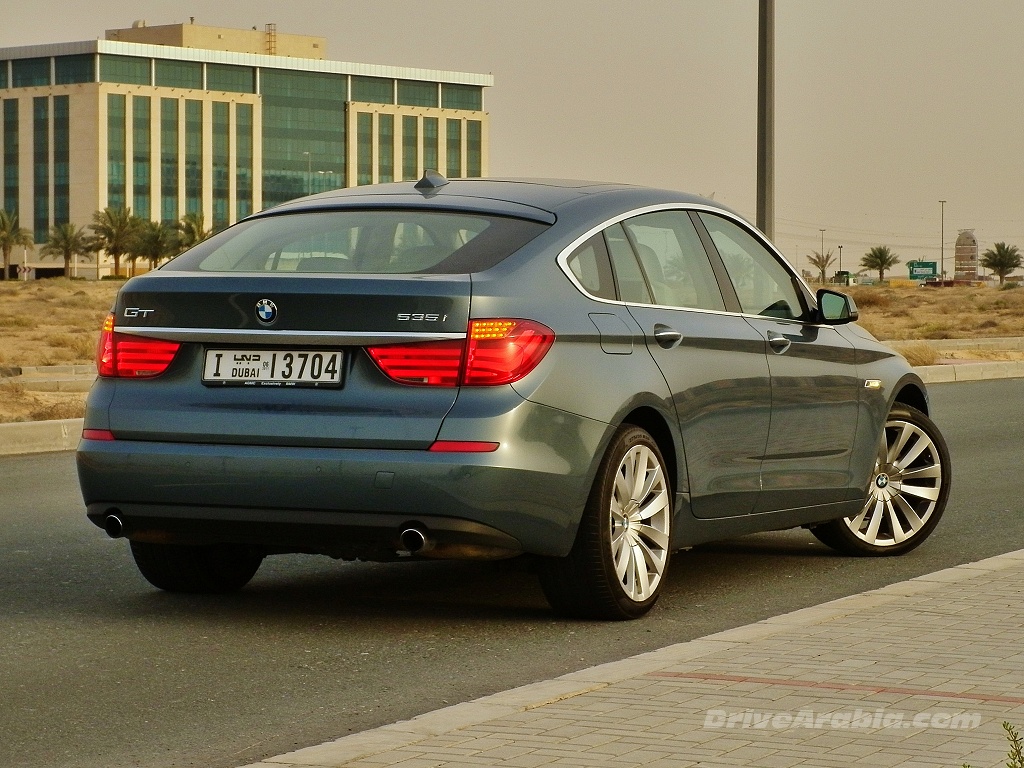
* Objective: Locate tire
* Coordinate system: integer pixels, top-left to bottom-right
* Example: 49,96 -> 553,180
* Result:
812,403 -> 950,556
539,425 -> 672,620
129,541 -> 264,593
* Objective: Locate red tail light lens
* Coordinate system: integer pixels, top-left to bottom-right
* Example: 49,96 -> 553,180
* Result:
96,312 -> 181,378
367,339 -> 465,386
463,319 -> 554,386
367,319 -> 554,387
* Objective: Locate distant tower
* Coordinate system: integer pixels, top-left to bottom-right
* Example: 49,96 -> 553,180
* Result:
955,229 -> 979,281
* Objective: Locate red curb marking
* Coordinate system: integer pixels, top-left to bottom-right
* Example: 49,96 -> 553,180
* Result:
645,672 -> 1024,705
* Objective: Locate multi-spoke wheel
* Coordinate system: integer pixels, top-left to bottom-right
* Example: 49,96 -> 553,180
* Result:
539,425 -> 672,619
812,404 -> 950,556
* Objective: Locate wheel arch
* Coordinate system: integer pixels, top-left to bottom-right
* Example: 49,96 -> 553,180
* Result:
891,375 -> 929,416
620,405 -> 681,497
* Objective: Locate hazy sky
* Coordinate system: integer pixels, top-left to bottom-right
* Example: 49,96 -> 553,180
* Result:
4,0 -> 1023,275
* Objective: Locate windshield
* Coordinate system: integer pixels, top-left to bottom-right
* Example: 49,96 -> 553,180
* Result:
163,210 -> 549,274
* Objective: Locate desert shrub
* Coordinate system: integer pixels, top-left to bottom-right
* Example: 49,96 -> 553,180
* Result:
29,400 -> 86,421
899,342 -> 939,367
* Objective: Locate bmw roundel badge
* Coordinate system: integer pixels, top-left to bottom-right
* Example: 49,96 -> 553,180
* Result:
255,299 -> 278,325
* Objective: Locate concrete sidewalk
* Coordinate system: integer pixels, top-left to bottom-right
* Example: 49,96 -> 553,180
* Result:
242,550 -> 1024,768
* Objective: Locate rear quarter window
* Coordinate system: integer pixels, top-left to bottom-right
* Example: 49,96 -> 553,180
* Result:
163,210 -> 549,274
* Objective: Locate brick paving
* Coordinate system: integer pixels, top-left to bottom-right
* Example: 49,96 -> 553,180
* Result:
239,551 -> 1024,768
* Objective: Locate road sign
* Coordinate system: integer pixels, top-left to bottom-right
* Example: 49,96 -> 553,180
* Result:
908,261 -> 938,279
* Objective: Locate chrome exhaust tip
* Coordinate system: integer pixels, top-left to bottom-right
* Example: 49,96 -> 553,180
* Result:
103,514 -> 126,539
399,526 -> 431,554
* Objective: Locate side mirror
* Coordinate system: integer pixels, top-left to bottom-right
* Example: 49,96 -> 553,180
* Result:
815,289 -> 859,324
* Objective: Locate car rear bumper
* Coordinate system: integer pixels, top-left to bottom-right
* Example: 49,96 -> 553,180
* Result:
77,415 -> 608,559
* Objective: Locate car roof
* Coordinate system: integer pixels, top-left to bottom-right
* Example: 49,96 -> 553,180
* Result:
251,177 -> 728,226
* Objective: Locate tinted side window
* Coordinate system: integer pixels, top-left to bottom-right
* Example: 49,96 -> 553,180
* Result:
622,211 -> 726,312
565,233 -> 617,300
699,213 -> 804,320
604,223 -> 652,304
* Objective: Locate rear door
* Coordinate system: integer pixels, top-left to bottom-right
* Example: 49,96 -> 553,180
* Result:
606,211 -> 772,519
696,212 -> 862,513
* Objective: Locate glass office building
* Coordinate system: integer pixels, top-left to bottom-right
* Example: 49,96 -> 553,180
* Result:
0,22 -> 491,275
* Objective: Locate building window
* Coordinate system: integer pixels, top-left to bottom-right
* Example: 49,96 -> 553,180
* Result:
423,117 -> 438,174
378,113 -> 394,184
402,115 -> 418,181
107,93 -> 127,211
54,96 -> 69,225
0,63 -> 8,90
467,120 -> 482,178
55,55 -> 95,85
33,97 -> 49,243
133,96 -> 151,220
3,100 -> 18,215
185,100 -> 202,215
441,84 -> 482,111
100,55 -> 150,86
259,69 -> 346,208
207,64 -> 255,94
212,102 -> 229,231
446,119 -> 462,178
160,98 -> 178,224
236,103 -> 253,220
356,112 -> 372,186
351,76 -> 393,104
397,80 -> 437,108
14,58 -> 51,88
155,60 -> 203,90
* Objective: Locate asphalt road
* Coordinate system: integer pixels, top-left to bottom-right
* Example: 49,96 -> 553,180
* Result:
2,379 -> 1022,768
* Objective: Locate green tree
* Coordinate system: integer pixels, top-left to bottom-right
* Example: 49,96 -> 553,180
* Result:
176,211 -> 211,253
133,220 -> 179,270
807,249 -> 836,284
861,245 -> 900,283
88,206 -> 141,277
0,210 -> 34,281
981,241 -> 1022,286
40,222 -> 92,278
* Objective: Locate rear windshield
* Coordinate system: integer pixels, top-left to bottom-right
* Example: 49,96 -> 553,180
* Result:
162,210 -> 549,274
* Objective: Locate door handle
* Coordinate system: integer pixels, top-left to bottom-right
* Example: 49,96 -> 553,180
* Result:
767,331 -> 791,354
653,324 -> 684,349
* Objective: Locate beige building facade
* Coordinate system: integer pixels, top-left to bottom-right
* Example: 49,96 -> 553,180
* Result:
0,23 -> 491,277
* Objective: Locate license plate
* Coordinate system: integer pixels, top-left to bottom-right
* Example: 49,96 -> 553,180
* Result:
203,349 -> 343,387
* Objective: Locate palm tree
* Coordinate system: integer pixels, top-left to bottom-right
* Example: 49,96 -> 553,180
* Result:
40,222 -> 92,278
981,242 -> 1023,286
176,212 -> 211,253
88,206 -> 141,277
807,249 -> 836,284
133,220 -> 179,271
861,245 -> 900,283
0,210 -> 34,281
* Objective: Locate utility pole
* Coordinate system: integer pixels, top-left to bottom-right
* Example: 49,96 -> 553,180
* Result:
939,200 -> 946,281
756,0 -> 775,239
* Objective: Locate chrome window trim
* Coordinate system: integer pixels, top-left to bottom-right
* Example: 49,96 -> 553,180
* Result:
556,202 -> 821,323
114,327 -> 465,346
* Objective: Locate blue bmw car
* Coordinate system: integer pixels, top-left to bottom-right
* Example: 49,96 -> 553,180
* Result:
77,175 -> 950,619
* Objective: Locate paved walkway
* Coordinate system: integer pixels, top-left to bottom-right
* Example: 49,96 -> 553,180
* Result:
243,550 -> 1024,768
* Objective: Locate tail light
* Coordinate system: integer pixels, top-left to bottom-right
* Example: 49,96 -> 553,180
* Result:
368,319 -> 554,387
96,312 -> 181,378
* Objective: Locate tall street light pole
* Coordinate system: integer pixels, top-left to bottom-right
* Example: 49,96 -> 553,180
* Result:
756,0 -> 775,239
838,244 -> 843,274
939,200 -> 946,281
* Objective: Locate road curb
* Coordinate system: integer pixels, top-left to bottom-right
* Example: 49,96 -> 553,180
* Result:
0,418 -> 83,456
239,549 -> 1024,768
